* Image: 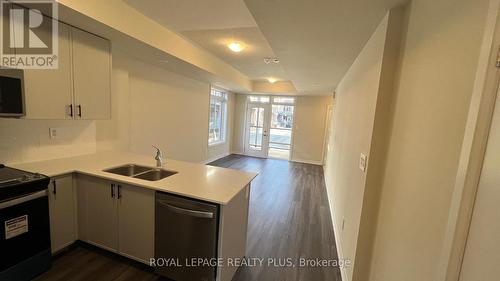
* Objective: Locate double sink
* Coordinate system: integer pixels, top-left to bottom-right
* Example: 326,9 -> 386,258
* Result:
104,164 -> 178,181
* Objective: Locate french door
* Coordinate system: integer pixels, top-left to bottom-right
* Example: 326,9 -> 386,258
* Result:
245,103 -> 271,158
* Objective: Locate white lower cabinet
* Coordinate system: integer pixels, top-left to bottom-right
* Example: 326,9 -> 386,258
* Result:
118,184 -> 155,263
48,175 -> 76,253
76,175 -> 155,263
79,175 -> 119,252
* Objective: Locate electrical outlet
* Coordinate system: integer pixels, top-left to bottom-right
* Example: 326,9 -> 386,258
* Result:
49,128 -> 58,139
359,153 -> 367,172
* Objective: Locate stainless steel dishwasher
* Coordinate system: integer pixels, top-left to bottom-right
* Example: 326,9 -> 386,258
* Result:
155,192 -> 219,281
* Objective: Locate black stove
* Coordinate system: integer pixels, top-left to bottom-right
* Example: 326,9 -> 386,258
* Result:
0,164 -> 51,281
0,164 -> 50,201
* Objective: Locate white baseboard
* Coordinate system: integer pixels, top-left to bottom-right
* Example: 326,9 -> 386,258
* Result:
290,158 -> 324,165
324,175 -> 348,281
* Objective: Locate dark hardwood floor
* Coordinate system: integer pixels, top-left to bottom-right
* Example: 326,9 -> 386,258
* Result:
210,155 -> 341,281
34,155 -> 341,281
34,244 -> 164,281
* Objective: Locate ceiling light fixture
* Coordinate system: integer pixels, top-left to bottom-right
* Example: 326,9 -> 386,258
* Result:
264,57 -> 280,64
267,77 -> 277,83
228,42 -> 245,53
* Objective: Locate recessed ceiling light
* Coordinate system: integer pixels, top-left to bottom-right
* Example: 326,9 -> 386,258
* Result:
264,57 -> 280,64
228,42 -> 245,53
267,77 -> 277,83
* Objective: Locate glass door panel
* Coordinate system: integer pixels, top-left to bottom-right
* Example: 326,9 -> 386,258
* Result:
268,104 -> 294,159
246,104 -> 270,157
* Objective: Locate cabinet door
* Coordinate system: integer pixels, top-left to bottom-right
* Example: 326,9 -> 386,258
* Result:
48,175 -> 76,253
117,184 -> 155,263
23,18 -> 73,119
78,175 -> 118,252
71,28 -> 111,120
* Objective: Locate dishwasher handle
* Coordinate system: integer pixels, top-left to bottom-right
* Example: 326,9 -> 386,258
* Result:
157,199 -> 214,219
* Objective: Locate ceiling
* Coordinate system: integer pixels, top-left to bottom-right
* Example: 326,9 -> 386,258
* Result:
123,0 -> 406,95
124,0 -> 288,85
181,27 -> 286,81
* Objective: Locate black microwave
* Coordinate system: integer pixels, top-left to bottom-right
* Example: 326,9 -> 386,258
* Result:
0,69 -> 25,117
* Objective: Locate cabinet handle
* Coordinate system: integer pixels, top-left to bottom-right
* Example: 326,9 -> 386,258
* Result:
117,185 -> 122,199
69,104 -> 73,117
52,180 -> 57,195
77,105 -> 82,118
110,184 -> 115,198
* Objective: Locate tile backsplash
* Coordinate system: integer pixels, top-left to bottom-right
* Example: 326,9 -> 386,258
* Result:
0,119 -> 96,164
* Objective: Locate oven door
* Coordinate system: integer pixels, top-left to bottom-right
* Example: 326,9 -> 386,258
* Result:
0,190 -> 51,280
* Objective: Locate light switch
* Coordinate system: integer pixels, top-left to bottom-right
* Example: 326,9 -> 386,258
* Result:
49,128 -> 58,139
359,153 -> 367,172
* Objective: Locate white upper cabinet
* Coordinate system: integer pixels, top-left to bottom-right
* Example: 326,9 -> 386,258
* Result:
71,28 -> 111,120
24,19 -> 73,119
18,6 -> 112,120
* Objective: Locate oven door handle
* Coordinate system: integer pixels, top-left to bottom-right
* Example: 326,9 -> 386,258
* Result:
0,190 -> 48,210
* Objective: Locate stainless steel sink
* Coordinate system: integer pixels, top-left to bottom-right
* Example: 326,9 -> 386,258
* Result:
103,164 -> 152,177
133,169 -> 178,181
103,164 -> 178,181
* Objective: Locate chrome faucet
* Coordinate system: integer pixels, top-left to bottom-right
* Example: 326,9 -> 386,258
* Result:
153,145 -> 164,167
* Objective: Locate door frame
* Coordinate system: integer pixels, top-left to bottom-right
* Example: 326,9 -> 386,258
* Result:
244,102 -> 272,158
243,96 -> 297,160
437,1 -> 500,280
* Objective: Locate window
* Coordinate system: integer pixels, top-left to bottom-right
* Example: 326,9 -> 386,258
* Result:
248,96 -> 270,103
208,87 -> 228,145
272,97 -> 295,104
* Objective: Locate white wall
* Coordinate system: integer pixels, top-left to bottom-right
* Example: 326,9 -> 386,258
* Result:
231,94 -> 331,164
96,48 -> 235,164
323,9 -> 404,280
459,70 -> 500,280
127,59 -> 210,163
324,0 -> 490,281
291,95 -> 331,164
0,119 -> 96,164
95,50 -> 131,152
369,0 -> 489,280
1,48 -> 237,166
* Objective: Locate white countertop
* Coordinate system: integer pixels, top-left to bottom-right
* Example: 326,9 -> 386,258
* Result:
9,152 -> 257,205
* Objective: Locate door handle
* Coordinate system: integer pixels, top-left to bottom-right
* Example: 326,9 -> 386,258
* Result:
0,190 -> 48,209
69,104 -> 73,117
77,105 -> 82,118
117,185 -> 122,199
110,184 -> 115,198
52,180 -> 57,195
157,200 -> 214,219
